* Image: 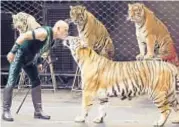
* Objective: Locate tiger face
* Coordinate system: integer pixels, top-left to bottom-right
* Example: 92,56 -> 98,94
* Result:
63,36 -> 89,61
70,5 -> 87,25
63,36 -> 82,53
12,12 -> 29,33
127,3 -> 145,24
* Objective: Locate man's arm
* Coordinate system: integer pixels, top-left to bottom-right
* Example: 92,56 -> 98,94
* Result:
7,28 -> 48,63
16,28 -> 48,45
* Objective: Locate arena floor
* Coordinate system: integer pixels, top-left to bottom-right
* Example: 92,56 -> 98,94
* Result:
1,89 -> 179,127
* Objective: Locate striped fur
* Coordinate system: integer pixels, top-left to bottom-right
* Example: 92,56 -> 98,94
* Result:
128,3 -> 179,67
70,5 -> 114,59
63,36 -> 179,126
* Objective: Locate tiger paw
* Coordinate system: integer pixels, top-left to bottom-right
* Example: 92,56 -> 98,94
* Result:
172,119 -> 179,124
144,54 -> 154,60
82,42 -> 88,48
93,117 -> 104,123
153,110 -> 170,127
93,113 -> 106,123
171,112 -> 179,124
74,115 -> 86,123
154,55 -> 163,61
153,121 -> 165,127
136,54 -> 145,60
153,57 -> 162,61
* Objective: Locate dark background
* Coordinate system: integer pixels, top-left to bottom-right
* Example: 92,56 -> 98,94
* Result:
1,1 -> 179,88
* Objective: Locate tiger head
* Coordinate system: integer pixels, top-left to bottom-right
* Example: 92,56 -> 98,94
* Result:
63,36 -> 90,62
63,36 -> 83,53
127,3 -> 145,24
12,12 -> 41,33
70,5 -> 87,26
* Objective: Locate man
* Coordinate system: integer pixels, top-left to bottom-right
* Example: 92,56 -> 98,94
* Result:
2,12 -> 69,121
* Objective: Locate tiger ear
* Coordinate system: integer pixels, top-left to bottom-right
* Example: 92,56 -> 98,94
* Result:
139,3 -> 144,9
128,4 -> 132,9
12,15 -> 16,19
82,6 -> 86,11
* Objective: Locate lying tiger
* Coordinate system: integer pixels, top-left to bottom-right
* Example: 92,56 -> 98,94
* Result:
127,3 -> 179,67
63,36 -> 179,127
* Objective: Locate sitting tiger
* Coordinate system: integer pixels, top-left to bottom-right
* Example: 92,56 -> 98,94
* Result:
63,36 -> 179,127
69,5 -> 114,59
127,3 -> 179,67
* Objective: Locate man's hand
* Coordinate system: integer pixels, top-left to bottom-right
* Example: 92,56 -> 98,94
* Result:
38,64 -> 43,72
41,52 -> 49,59
7,52 -> 15,63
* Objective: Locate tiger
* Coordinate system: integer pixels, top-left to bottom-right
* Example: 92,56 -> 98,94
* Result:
69,5 -> 114,59
12,12 -> 41,33
63,36 -> 179,127
12,12 -> 49,58
127,3 -> 179,67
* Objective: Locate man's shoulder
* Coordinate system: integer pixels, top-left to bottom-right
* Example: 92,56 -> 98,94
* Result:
41,26 -> 52,30
41,26 -> 53,39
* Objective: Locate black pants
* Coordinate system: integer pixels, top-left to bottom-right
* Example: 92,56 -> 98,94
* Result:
6,49 -> 40,88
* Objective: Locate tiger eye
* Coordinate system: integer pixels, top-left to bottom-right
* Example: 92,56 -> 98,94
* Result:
13,18 -> 17,22
19,18 -> 23,21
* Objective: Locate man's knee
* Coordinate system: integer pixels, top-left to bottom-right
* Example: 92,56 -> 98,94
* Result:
6,71 -> 20,87
31,78 -> 40,88
5,83 -> 15,89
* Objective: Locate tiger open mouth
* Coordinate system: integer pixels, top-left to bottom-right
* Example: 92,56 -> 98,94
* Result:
70,18 -> 83,25
126,16 -> 133,21
127,16 -> 143,24
73,20 -> 80,25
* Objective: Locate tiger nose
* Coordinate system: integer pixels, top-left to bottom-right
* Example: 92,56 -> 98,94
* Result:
17,25 -> 22,29
74,19 -> 78,22
66,40 -> 70,46
129,14 -> 135,19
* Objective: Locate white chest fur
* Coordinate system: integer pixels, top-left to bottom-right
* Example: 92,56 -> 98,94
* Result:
135,24 -> 147,43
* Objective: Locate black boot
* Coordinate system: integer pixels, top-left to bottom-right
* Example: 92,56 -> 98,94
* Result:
2,86 -> 14,121
31,85 -> 50,120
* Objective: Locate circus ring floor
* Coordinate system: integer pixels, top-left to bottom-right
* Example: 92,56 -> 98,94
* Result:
1,89 -> 179,127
